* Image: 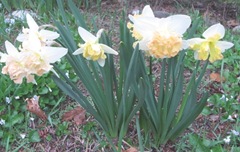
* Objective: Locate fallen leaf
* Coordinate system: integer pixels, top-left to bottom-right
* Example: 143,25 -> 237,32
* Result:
210,72 -> 225,82
122,147 -> 138,152
62,106 -> 86,125
26,96 -> 47,121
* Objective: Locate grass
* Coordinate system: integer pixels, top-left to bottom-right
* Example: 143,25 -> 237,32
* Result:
0,0 -> 239,151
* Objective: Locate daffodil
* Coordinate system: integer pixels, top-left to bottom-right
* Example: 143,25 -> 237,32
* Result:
133,15 -> 191,58
73,27 -> 118,67
127,5 -> 155,41
0,40 -> 67,84
187,23 -> 234,63
16,13 -> 59,47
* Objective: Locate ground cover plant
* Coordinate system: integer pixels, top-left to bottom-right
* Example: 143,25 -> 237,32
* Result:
0,0 -> 239,151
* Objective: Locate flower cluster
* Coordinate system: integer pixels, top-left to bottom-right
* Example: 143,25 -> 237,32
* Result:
0,14 -> 67,84
128,6 -> 234,62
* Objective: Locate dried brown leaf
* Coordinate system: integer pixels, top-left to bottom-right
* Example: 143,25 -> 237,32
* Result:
210,72 -> 225,82
62,106 -> 86,125
26,96 -> 47,121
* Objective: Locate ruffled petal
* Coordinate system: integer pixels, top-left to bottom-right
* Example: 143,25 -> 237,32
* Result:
203,23 -> 225,39
78,26 -> 97,42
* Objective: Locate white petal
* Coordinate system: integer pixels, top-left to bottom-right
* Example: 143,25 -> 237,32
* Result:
181,40 -> 189,49
73,47 -> 84,55
128,14 -> 135,22
167,15 -> 191,35
187,38 -> 205,46
138,38 -> 151,51
5,41 -> 19,55
42,47 -> 67,63
78,27 -> 97,42
16,33 -> 26,42
216,41 -> 234,52
97,58 -> 105,67
23,33 -> 42,51
0,52 -> 7,62
194,51 -> 199,60
141,5 -> 154,17
100,44 -> 118,55
26,14 -> 39,31
39,30 -> 59,40
203,23 -> 225,39
96,29 -> 104,39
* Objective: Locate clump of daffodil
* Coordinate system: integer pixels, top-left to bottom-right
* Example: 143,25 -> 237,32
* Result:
133,14 -> 191,58
73,27 -> 118,67
187,23 -> 234,63
127,5 -> 155,41
16,13 -> 59,48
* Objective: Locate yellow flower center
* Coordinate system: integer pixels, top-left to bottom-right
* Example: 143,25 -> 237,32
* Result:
81,42 -> 106,61
147,33 -> 182,58
191,34 -> 222,62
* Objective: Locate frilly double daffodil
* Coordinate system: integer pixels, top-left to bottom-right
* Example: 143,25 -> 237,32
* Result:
0,40 -> 67,84
16,13 -> 59,49
73,27 -> 118,67
187,23 -> 234,63
133,14 -> 191,58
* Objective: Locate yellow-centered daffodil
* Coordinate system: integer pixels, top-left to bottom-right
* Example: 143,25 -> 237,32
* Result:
133,14 -> 191,58
187,23 -> 234,62
73,27 -> 118,67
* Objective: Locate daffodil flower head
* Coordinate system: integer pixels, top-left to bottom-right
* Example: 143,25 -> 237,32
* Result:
188,23 -> 234,63
1,40 -> 67,84
16,14 -> 59,47
134,15 -> 191,58
73,27 -> 118,67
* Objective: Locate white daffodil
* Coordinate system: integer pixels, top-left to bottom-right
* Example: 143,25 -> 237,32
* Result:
133,14 -> 191,58
187,23 -> 234,63
73,27 -> 118,67
1,40 -> 67,84
16,13 -> 59,47
128,5 -> 155,41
